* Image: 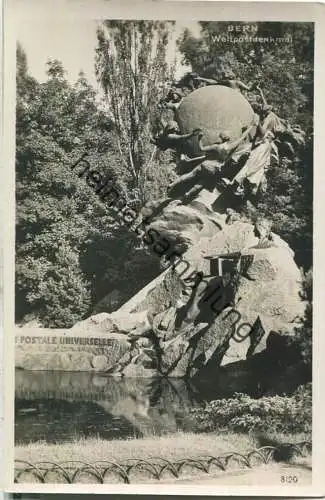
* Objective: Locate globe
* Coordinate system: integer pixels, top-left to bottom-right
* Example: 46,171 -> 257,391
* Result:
175,85 -> 255,157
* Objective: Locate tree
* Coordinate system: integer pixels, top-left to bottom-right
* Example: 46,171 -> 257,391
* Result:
15,50 -> 122,326
95,20 -> 175,208
292,267 -> 312,368
254,137 -> 313,269
16,45 -> 169,326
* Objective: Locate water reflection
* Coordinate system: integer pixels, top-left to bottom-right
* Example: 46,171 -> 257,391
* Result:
15,370 -> 204,444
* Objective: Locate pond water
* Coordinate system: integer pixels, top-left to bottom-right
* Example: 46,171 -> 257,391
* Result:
15,360 -> 266,445
15,370 -> 211,444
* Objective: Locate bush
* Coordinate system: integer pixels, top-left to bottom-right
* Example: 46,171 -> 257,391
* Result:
295,268 -> 312,366
191,383 -> 311,434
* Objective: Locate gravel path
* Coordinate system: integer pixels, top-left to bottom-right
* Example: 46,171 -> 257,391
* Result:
167,460 -> 312,485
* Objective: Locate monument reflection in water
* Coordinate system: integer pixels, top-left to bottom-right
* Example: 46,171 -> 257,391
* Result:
15,370 -> 205,444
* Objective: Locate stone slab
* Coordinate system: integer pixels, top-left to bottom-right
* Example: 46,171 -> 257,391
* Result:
15,328 -> 130,372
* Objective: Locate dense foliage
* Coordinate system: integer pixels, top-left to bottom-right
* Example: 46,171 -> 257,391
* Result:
15,35 -> 173,326
191,383 -> 312,434
295,268 -> 312,366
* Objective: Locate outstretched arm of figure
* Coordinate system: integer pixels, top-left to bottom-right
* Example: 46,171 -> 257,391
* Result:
256,85 -> 268,106
199,124 -> 254,153
236,80 -> 256,92
183,184 -> 204,202
194,76 -> 219,85
198,133 -> 223,152
164,102 -> 180,111
166,130 -> 199,141
198,139 -> 218,153
180,154 -> 206,165
173,128 -> 202,141
225,124 -> 256,155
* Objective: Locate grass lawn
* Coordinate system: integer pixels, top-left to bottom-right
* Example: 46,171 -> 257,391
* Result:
15,431 -> 310,464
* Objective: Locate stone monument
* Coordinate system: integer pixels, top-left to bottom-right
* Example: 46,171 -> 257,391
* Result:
16,82 -> 307,393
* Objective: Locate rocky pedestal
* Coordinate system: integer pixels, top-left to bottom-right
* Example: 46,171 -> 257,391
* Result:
16,220 -> 305,381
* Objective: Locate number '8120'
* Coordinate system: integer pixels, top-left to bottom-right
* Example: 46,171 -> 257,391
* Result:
281,475 -> 298,483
